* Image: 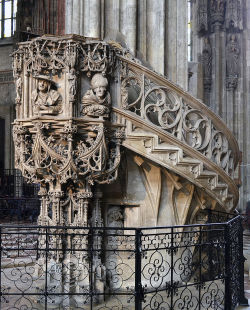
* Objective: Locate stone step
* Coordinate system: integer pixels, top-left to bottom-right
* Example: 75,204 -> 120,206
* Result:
124,127 -> 234,209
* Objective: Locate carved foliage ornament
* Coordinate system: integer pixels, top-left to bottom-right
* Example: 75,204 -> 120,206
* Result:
19,38 -> 115,76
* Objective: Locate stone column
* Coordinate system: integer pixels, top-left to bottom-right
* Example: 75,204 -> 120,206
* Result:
166,0 -> 188,90
83,0 -> 101,38
146,0 -> 165,75
64,0 -> 188,90
104,0 -> 120,38
120,0 -> 137,55
213,25 -> 221,116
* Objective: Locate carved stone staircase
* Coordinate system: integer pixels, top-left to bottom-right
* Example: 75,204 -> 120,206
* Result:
112,54 -> 240,212
114,109 -> 234,211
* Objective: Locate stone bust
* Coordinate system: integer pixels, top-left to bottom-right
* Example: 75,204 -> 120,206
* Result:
32,75 -> 62,116
80,73 -> 111,118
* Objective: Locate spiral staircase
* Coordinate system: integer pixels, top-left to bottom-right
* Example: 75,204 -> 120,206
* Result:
112,52 -> 240,213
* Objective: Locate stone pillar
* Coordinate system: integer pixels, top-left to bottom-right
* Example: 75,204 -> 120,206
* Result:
146,0 -> 165,75
65,0 -> 73,33
104,0 -> 120,38
120,0 -> 137,55
191,0 -> 247,210
72,0 -> 82,35
166,0 -> 188,89
83,0 -> 101,38
64,0 -> 188,90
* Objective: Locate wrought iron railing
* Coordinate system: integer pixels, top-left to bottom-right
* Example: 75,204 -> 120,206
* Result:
0,215 -> 245,309
0,169 -> 39,198
0,169 -> 40,223
195,208 -> 237,224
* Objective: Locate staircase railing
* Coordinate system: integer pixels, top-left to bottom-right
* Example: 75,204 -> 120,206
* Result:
117,56 -> 240,179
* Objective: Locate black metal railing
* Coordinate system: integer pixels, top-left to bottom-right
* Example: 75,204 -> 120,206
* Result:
195,208 -> 236,224
0,169 -> 40,223
0,169 -> 39,198
0,215 -> 245,309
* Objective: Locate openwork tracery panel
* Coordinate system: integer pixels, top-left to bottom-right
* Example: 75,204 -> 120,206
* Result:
119,60 -> 236,177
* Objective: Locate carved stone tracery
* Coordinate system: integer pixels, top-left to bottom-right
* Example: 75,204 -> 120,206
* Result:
119,60 -> 235,178
12,35 -> 124,305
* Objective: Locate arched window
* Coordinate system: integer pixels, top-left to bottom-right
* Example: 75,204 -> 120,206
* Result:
0,0 -> 17,38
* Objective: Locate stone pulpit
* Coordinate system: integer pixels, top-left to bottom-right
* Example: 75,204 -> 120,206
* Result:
12,35 -> 124,306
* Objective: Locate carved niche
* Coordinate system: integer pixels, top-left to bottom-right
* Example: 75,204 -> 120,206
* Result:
32,75 -> 62,116
210,0 -> 226,30
225,0 -> 243,31
197,0 -> 208,33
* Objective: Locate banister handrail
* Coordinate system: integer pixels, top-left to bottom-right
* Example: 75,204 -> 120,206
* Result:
117,55 -> 240,172
113,107 -> 239,208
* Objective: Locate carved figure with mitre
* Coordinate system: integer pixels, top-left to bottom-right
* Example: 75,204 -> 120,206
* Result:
81,73 -> 111,118
32,75 -> 62,116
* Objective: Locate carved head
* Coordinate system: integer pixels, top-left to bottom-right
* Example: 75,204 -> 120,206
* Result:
34,75 -> 55,93
91,73 -> 108,99
38,79 -> 49,93
230,34 -> 236,42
